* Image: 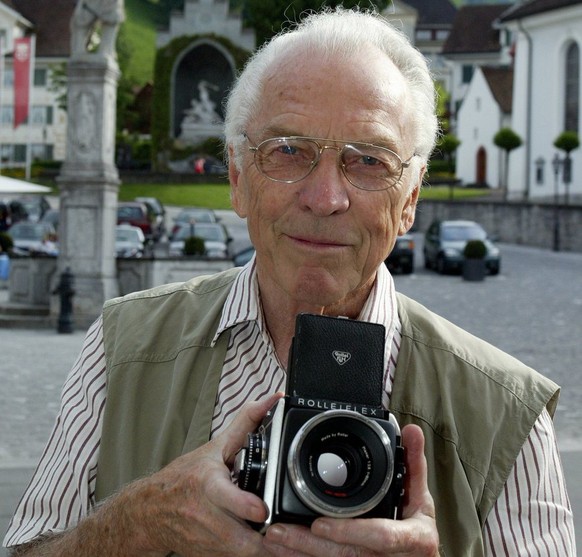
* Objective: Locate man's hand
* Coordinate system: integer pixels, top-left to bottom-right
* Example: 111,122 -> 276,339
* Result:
262,424 -> 439,556
11,393 -> 283,557
122,391 -> 284,556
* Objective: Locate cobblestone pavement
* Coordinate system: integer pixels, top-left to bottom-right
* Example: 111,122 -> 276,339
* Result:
393,238 -> 582,453
1,238 -> 581,552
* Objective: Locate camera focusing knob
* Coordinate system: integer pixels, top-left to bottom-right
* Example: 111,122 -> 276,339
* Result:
235,432 -> 268,493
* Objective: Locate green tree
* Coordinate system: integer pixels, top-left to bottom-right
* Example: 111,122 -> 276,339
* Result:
493,127 -> 522,200
553,130 -> 580,154
437,133 -> 461,174
553,131 -> 579,201
243,0 -> 392,47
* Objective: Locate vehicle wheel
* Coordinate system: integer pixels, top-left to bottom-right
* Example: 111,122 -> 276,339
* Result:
490,264 -> 500,276
402,262 -> 414,274
423,252 -> 432,269
436,254 -> 446,275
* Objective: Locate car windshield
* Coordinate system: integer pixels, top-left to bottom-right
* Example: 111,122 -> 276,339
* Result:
10,223 -> 48,240
116,229 -> 141,242
175,224 -> 225,242
118,206 -> 144,219
442,224 -> 486,242
175,210 -> 215,223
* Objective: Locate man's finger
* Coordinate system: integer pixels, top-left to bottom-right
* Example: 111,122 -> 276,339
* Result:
401,424 -> 436,520
219,392 -> 284,460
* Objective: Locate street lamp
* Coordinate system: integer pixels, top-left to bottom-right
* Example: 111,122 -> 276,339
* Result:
563,153 -> 572,205
534,157 -> 545,185
551,153 -> 563,251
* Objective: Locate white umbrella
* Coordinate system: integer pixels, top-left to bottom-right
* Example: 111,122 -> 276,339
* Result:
0,175 -> 51,194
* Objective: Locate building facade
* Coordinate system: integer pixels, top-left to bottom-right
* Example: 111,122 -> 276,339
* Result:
500,0 -> 582,200
0,0 -> 72,170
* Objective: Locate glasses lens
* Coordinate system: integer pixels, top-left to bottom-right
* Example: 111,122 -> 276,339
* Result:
342,145 -> 403,190
255,138 -> 318,182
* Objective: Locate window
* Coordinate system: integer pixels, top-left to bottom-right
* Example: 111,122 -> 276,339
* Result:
30,106 -> 53,126
31,143 -> 53,161
33,69 -> 47,87
3,68 -> 12,88
462,65 -> 474,84
0,106 -> 12,125
416,30 -> 432,41
565,42 -> 579,132
13,145 -> 26,163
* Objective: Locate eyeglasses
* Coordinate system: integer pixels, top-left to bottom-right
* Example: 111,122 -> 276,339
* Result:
244,134 -> 416,191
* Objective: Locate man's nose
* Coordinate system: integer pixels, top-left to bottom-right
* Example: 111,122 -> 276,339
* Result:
296,147 -> 350,215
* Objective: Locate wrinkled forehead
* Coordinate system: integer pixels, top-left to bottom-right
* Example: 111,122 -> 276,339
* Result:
256,44 -> 415,150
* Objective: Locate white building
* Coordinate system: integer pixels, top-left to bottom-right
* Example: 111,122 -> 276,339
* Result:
456,66 -> 513,188
384,0 -> 457,92
0,1 -> 72,169
499,0 -> 582,200
442,4 -> 514,133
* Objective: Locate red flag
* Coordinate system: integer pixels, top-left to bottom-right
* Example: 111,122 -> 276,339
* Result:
13,37 -> 32,129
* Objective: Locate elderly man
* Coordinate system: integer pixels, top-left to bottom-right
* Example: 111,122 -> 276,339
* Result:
4,8 -> 574,557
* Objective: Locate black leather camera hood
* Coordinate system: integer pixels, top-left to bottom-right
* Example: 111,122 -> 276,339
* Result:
287,314 -> 385,408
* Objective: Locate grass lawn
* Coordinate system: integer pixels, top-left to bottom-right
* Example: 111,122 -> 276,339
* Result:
119,182 -> 234,209
118,181 -> 491,209
420,185 -> 492,201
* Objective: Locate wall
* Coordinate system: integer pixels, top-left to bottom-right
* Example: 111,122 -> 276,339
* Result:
415,199 -> 582,252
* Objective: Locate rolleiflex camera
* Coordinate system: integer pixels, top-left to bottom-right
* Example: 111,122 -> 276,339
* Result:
234,313 -> 405,531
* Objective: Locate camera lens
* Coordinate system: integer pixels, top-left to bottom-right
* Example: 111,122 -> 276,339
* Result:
317,452 -> 348,487
287,410 -> 394,518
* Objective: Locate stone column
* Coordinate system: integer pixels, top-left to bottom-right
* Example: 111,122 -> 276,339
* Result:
54,57 -> 120,327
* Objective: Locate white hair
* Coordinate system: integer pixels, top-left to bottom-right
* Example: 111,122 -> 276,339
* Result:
224,7 -> 439,175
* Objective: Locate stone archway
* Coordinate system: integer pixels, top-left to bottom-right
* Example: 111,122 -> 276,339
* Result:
476,146 -> 487,185
171,40 -> 236,144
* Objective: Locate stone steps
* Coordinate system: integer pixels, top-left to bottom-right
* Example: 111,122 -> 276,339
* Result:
0,303 -> 53,329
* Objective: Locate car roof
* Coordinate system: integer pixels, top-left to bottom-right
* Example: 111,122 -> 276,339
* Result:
440,220 -> 481,227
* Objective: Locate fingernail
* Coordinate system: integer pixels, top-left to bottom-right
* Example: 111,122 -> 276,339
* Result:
312,518 -> 331,535
266,524 -> 286,542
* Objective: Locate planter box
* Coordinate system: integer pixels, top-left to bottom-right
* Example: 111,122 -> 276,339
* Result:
462,259 -> 486,282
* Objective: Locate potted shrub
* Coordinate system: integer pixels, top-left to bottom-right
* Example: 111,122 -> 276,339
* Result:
462,239 -> 487,281
183,235 -> 205,257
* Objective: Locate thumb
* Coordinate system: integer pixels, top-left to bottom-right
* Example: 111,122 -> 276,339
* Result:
401,424 -> 436,520
219,392 -> 284,463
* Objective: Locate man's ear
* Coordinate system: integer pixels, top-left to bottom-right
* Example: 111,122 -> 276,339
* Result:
228,146 -> 248,218
398,174 -> 423,235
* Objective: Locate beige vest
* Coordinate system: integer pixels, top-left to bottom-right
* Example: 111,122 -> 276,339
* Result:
97,269 -> 559,556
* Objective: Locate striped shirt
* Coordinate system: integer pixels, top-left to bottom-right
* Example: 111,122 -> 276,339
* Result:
4,261 -> 575,554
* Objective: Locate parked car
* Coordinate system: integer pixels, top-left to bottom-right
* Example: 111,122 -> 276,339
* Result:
385,233 -> 415,274
423,219 -> 501,275
11,195 -> 51,223
169,222 -> 231,258
8,221 -> 58,256
115,224 -> 146,258
117,201 -> 157,241
170,207 -> 219,239
233,245 -> 255,266
135,197 -> 166,240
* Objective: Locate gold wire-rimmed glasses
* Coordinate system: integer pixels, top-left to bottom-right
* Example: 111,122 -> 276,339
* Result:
244,133 -> 417,191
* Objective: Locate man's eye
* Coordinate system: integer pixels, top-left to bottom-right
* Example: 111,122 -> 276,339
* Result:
360,155 -> 381,166
278,145 -> 298,155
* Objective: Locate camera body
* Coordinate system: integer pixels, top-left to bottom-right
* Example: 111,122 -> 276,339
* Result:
234,314 -> 405,531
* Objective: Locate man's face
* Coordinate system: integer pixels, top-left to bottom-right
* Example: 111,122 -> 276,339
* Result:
230,47 -> 423,315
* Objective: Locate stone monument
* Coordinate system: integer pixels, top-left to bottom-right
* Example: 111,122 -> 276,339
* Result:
179,79 -> 224,143
54,0 -> 125,326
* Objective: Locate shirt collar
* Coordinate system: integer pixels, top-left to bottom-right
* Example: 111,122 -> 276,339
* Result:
214,254 -> 399,346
